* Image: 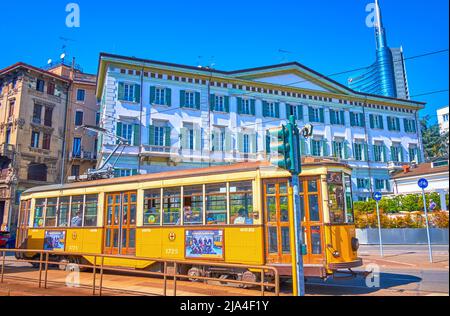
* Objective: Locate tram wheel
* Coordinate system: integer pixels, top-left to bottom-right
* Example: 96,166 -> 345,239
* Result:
187,267 -> 203,282
239,271 -> 257,289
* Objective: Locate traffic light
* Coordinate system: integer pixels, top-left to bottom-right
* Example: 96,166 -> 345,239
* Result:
269,125 -> 291,170
269,115 -> 303,174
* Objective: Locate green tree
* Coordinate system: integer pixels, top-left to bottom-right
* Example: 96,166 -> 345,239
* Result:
421,116 -> 448,160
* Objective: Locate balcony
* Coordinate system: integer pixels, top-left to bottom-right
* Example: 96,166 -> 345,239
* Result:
141,145 -> 172,158
70,150 -> 97,161
0,143 -> 15,160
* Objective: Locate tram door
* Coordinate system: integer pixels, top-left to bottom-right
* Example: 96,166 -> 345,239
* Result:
299,177 -> 324,264
16,200 -> 31,248
264,180 -> 292,264
104,192 -> 137,255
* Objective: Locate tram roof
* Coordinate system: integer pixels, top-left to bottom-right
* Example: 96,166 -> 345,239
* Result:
22,162 -> 273,195
22,160 -> 352,196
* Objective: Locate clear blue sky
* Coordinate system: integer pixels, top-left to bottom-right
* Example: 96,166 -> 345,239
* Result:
1,0 -> 448,122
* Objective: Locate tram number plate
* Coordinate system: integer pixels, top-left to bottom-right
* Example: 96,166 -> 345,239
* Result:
165,248 -> 179,255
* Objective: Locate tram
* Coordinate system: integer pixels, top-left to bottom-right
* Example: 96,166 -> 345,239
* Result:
16,160 -> 362,282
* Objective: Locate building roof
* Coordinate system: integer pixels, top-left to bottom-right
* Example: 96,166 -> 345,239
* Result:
97,52 -> 426,107
392,162 -> 449,180
0,62 -> 71,83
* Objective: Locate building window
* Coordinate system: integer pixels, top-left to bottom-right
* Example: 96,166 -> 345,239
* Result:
31,131 -> 40,148
243,134 -> 250,154
47,82 -> 55,95
373,143 -> 384,162
44,107 -> 53,127
409,146 -> 419,162
8,101 -> 14,118
375,179 -> 385,190
124,84 -> 135,102
76,89 -> 86,102
185,91 -> 195,108
387,116 -> 401,131
42,133 -> 51,150
350,112 -> 365,127
215,95 -> 225,112
444,114 -> 449,122
5,129 -> 11,144
370,114 -> 384,129
311,139 -> 322,156
391,144 -> 402,162
32,104 -> 42,124
287,104 -> 302,120
404,119 -> 417,133
267,102 -> 277,117
332,140 -> 344,159
357,178 -> 370,189
118,123 -> 133,144
354,143 -> 363,161
74,111 -> 84,126
309,107 -> 324,123
330,110 -> 345,125
36,79 -> 45,92
71,165 -> 80,177
155,87 -> 166,105
73,137 -> 82,158
27,163 -> 47,182
241,99 -> 251,115
154,126 -> 165,147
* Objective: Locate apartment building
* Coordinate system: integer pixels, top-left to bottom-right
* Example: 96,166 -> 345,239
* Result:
48,61 -> 98,179
96,53 -> 425,201
0,63 -> 70,231
437,106 -> 449,135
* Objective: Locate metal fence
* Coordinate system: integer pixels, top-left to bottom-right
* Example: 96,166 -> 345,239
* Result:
356,228 -> 449,245
1,249 -> 280,296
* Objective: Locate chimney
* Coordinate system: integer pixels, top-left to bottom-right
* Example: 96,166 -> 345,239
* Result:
402,165 -> 410,174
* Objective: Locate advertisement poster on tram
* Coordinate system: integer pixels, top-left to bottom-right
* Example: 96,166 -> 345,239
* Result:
43,231 -> 66,252
185,230 -> 224,259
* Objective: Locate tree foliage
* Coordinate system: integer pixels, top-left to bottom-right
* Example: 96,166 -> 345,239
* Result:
421,115 -> 449,160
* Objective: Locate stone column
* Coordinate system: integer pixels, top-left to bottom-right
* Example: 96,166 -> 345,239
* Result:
437,189 -> 448,211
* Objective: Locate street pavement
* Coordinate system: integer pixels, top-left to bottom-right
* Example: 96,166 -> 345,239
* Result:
0,245 -> 448,296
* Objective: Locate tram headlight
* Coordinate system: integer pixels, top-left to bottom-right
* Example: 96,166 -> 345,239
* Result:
332,251 -> 340,258
351,237 -> 360,252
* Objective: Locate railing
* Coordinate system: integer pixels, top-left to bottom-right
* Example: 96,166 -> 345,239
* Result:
1,249 -> 280,297
70,151 -> 96,160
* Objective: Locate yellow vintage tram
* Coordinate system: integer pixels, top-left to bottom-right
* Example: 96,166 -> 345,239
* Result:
16,160 -> 362,281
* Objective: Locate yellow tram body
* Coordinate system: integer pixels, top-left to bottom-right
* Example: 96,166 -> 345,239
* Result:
16,161 -> 362,279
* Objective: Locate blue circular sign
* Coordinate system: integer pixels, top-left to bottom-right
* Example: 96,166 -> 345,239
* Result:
418,178 -> 429,189
373,192 -> 382,202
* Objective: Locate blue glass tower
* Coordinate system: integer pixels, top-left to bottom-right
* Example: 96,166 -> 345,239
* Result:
348,0 -> 403,99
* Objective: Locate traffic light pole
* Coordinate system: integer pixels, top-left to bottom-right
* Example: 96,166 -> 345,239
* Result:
289,115 -> 306,296
291,173 -> 306,296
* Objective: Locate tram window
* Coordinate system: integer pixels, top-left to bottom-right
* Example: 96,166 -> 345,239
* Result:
44,198 -> 57,227
311,226 -> 322,254
268,226 -> 278,253
84,195 -> 98,227
280,196 -> 289,222
144,189 -> 161,226
299,195 -> 305,222
308,180 -> 318,193
70,196 -> 84,227
34,199 -> 45,228
328,172 -> 347,224
58,197 -> 70,227
267,196 -> 277,222
308,195 -> 320,222
129,229 -> 136,248
266,183 -> 276,195
163,187 -> 181,226
183,185 -> 203,225
281,227 -> 290,253
205,183 -> 227,225
230,181 -> 254,225
344,175 -> 355,223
